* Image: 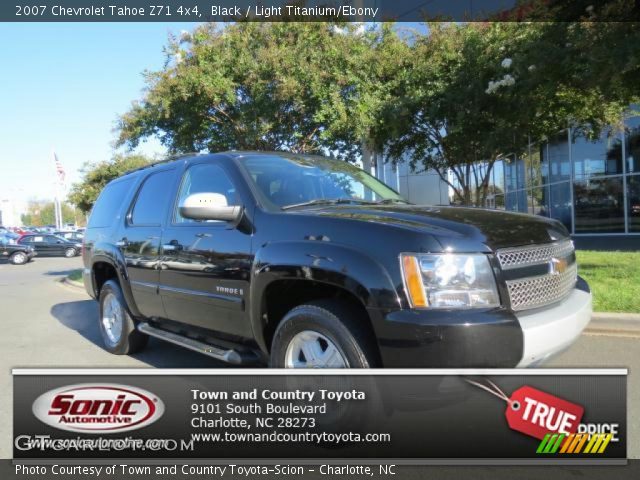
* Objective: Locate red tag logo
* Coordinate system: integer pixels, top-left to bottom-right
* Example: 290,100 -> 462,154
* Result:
505,386 -> 584,440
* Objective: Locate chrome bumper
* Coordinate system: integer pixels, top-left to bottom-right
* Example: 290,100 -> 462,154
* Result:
516,287 -> 592,367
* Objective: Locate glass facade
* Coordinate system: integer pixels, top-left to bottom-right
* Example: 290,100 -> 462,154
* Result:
448,115 -> 640,236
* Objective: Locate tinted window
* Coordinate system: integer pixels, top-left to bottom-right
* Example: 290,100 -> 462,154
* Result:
131,170 -> 175,225
175,164 -> 239,223
89,178 -> 134,228
239,155 -> 404,208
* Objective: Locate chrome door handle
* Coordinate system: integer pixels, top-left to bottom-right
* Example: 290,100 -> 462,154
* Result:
115,238 -> 129,247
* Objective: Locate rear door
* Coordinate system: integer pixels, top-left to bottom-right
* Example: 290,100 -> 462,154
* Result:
118,167 -> 177,319
28,235 -> 50,255
158,160 -> 253,338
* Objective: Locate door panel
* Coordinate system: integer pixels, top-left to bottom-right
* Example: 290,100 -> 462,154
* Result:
31,236 -> 51,256
120,227 -> 164,318
46,236 -> 66,255
158,161 -> 252,338
159,226 -> 252,337
120,168 -> 176,319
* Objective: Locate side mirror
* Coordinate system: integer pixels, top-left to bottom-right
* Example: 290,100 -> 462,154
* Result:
179,193 -> 243,222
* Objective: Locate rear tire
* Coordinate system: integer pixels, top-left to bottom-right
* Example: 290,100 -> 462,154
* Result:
9,252 -> 28,265
98,280 -> 148,355
269,300 -> 378,368
64,247 -> 76,258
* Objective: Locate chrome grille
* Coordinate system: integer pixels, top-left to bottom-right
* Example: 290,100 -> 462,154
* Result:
497,240 -> 575,270
497,240 -> 577,311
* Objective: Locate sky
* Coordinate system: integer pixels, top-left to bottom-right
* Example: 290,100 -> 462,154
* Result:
0,22 -> 427,206
1,22 -> 198,203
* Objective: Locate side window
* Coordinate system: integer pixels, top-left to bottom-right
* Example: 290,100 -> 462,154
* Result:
46,236 -> 60,243
88,178 -> 134,228
174,163 -> 239,223
130,170 -> 175,226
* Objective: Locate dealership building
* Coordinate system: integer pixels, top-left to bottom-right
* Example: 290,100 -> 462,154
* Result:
372,115 -> 640,249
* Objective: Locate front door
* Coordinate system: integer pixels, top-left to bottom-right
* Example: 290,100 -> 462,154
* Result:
119,168 -> 176,319
45,235 -> 67,255
159,161 -> 253,339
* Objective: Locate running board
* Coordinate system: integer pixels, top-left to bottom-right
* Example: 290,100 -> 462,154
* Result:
137,322 -> 256,365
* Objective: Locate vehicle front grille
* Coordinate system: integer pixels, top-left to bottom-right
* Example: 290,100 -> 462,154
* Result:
497,239 -> 577,311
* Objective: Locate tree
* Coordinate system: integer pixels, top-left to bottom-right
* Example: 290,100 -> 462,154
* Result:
21,201 -> 77,227
68,154 -> 153,214
115,23 -> 408,161
379,22 -> 640,206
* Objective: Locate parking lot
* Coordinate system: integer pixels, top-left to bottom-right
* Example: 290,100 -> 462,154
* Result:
0,256 -> 638,458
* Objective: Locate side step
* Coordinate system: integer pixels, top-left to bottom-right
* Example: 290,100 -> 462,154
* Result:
137,322 -> 257,365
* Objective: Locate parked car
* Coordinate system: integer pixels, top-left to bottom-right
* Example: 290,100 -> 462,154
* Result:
82,152 -> 591,368
1,237 -> 36,265
1,231 -> 20,244
54,230 -> 84,242
18,234 -> 81,257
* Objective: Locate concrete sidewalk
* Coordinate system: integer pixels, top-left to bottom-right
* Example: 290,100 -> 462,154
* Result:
585,312 -> 640,337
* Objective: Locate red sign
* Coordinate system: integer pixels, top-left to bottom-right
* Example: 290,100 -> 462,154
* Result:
505,386 -> 584,440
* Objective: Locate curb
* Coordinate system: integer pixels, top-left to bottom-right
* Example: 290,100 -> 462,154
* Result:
60,276 -> 84,291
585,312 -> 640,337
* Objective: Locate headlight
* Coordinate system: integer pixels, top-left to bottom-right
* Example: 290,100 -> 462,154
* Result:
400,253 -> 500,309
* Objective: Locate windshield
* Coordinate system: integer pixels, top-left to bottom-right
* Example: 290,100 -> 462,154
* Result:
239,155 -> 407,209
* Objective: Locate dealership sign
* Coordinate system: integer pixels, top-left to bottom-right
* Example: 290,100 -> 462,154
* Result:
32,384 -> 164,433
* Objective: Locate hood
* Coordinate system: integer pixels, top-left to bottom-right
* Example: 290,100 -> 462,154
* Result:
290,204 -> 570,252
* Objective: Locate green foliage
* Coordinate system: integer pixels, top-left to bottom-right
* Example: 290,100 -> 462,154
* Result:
380,22 -> 640,205
21,202 -> 77,227
116,23 -> 408,161
68,154 -> 153,213
115,21 -> 640,207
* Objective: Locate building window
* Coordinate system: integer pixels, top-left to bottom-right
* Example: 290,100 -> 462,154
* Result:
545,132 -> 571,183
574,176 -> 625,233
572,130 -> 624,181
625,114 -> 640,174
628,175 -> 640,232
549,182 -> 572,231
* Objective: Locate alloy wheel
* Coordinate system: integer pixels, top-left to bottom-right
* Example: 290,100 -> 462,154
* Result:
284,330 -> 348,368
101,292 -> 124,346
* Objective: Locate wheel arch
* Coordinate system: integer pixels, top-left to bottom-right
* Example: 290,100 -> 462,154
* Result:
250,241 -> 400,356
90,242 -> 142,318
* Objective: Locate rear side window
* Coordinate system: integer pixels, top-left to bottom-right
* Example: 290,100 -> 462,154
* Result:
89,178 -> 134,228
130,169 -> 175,226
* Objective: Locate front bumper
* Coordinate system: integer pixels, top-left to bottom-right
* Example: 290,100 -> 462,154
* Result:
515,283 -> 592,367
374,277 -> 592,368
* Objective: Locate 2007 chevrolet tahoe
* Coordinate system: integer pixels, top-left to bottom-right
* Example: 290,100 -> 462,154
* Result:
82,152 -> 591,368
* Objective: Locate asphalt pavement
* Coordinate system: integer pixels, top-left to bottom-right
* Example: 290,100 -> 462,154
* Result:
0,256 -> 638,459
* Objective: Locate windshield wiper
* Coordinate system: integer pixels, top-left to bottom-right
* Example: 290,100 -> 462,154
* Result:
281,198 -> 375,210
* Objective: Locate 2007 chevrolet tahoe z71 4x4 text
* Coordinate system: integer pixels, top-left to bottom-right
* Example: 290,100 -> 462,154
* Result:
82,152 -> 591,368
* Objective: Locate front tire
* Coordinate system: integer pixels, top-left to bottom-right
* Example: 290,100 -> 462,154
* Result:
9,252 -> 28,265
98,280 -> 148,355
64,247 -> 76,258
269,300 -> 378,368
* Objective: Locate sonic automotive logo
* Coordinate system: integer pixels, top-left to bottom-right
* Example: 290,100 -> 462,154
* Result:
32,384 -> 164,433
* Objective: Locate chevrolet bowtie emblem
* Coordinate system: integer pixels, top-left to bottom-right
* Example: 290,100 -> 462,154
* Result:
549,257 -> 568,275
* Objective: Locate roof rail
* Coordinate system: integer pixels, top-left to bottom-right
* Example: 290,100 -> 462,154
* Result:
124,152 -> 202,175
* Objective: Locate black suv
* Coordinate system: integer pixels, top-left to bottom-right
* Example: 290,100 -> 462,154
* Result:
1,237 -> 35,265
83,152 -> 591,368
